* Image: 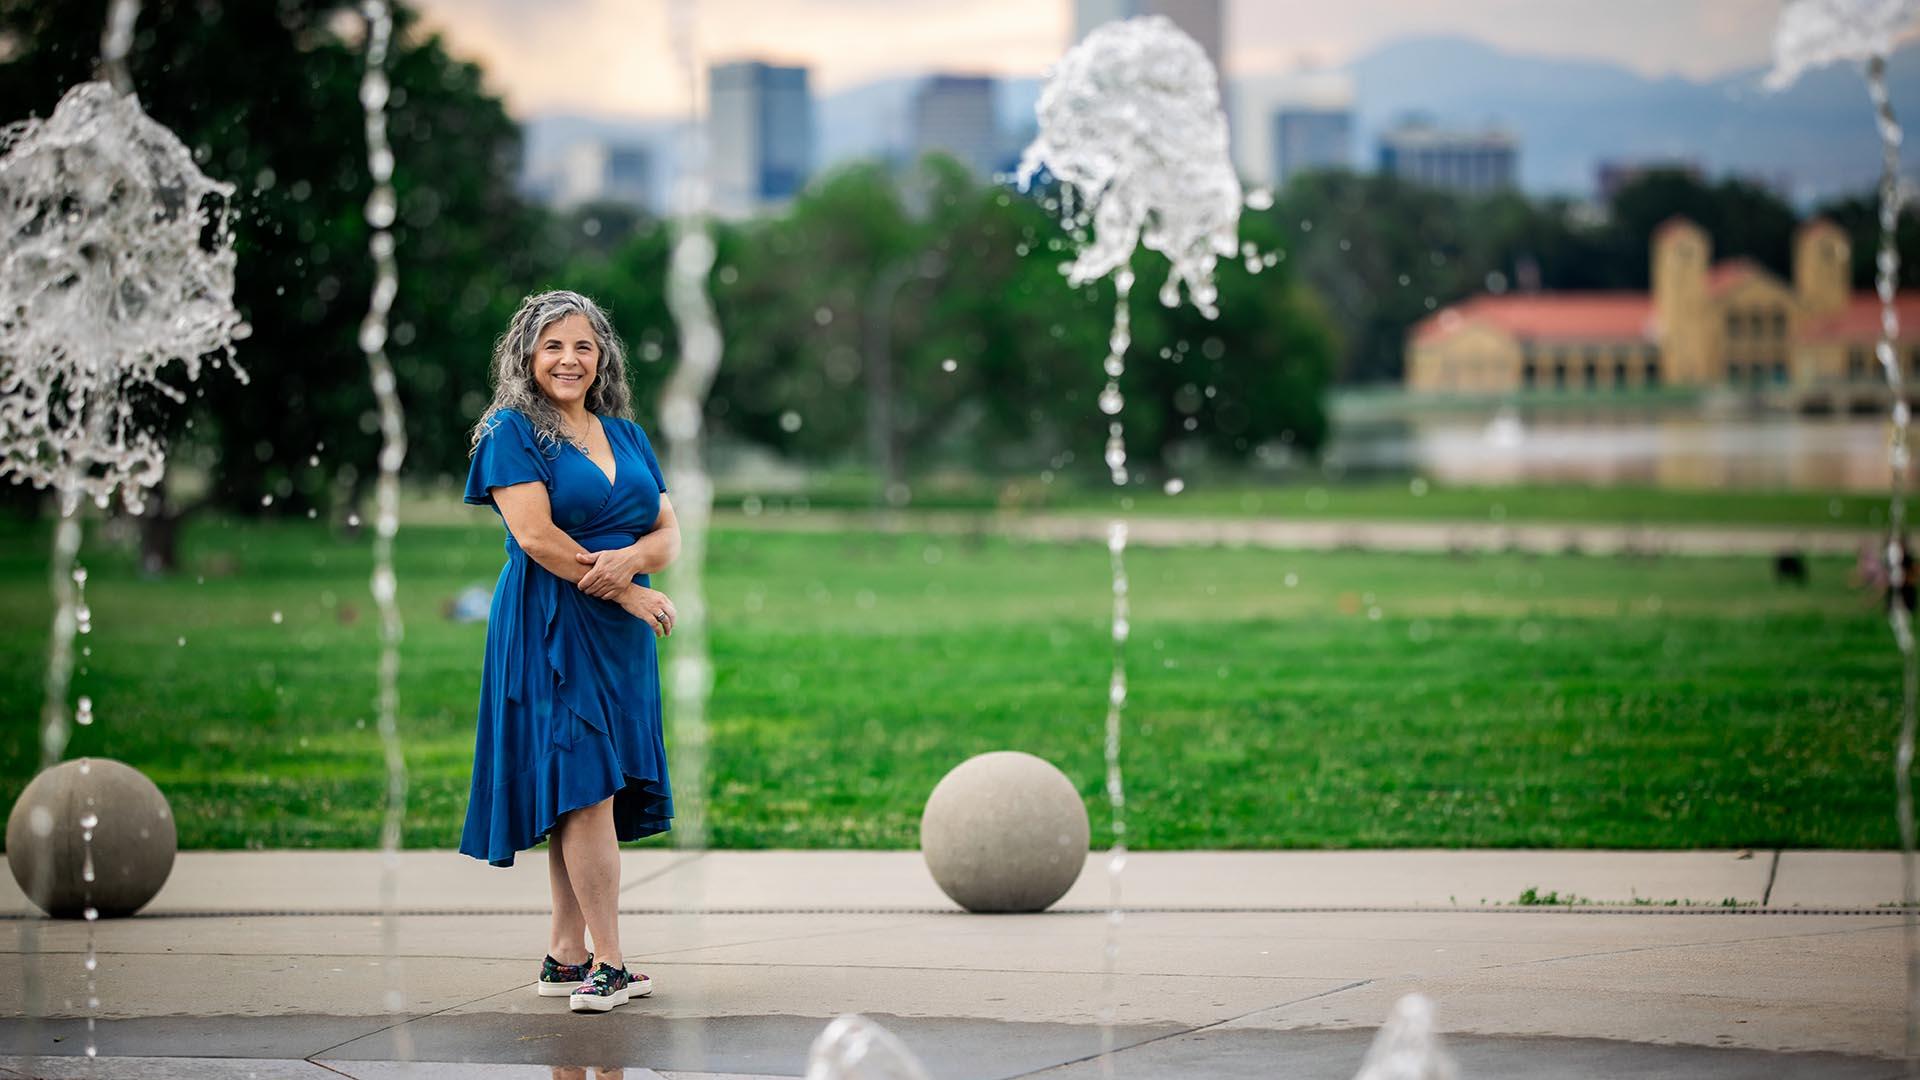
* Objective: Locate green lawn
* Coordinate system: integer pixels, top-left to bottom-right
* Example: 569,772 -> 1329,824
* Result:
0,510 -> 1902,851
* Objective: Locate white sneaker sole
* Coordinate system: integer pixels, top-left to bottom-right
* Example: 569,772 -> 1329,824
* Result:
569,976 -> 652,1011
536,981 -> 579,997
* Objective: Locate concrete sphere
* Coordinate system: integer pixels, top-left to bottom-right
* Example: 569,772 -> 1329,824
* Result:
6,758 -> 176,918
920,751 -> 1089,913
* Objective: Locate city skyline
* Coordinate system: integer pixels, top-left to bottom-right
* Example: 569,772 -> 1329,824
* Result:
412,0 -> 1788,121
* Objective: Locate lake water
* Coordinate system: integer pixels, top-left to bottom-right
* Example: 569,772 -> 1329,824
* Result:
1325,406 -> 1896,492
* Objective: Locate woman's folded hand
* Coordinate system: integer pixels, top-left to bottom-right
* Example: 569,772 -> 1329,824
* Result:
620,585 -> 677,638
575,546 -> 644,600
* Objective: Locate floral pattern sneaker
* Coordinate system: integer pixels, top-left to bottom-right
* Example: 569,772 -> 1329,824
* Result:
535,951 -> 595,997
568,960 -> 652,1012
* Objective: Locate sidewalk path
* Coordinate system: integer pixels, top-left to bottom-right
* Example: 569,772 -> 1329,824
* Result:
0,850 -> 1907,1078
717,509 -> 1869,557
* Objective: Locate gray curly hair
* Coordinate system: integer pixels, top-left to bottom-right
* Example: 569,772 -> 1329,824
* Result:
470,289 -> 633,455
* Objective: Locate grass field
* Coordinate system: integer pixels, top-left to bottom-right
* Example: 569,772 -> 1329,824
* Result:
0,506 -> 1903,852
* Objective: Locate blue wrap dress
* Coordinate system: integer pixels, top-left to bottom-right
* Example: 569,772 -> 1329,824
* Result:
458,406 -> 674,867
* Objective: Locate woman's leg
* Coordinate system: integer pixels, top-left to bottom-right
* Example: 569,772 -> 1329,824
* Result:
554,795 -> 624,969
546,831 -> 591,965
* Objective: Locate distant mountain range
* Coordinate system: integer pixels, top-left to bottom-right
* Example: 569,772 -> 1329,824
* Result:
520,33 -> 1920,211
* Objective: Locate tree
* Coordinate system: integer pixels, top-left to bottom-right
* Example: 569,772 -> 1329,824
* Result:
1609,170 -> 1798,285
1808,192 -> 1920,290
0,1 -> 546,568
585,155 -> 1338,485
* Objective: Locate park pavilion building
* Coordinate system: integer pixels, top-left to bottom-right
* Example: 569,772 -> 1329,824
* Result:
1404,216 -> 1920,411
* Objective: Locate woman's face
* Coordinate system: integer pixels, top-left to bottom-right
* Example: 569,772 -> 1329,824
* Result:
531,312 -> 600,409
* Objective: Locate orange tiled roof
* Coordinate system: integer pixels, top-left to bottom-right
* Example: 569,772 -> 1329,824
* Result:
1801,294 -> 1920,342
1411,293 -> 1655,345
1706,257 -> 1772,296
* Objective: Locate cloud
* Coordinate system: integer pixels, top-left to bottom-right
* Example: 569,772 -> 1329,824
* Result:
409,0 -> 1785,118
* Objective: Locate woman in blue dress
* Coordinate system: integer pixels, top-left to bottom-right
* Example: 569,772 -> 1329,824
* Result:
460,289 -> 676,1013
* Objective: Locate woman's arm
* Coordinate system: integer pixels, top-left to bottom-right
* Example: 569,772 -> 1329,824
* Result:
623,494 -> 682,574
491,481 -> 628,592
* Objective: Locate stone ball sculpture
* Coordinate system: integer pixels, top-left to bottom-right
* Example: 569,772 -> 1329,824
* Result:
6,758 -> 176,918
920,751 -> 1090,913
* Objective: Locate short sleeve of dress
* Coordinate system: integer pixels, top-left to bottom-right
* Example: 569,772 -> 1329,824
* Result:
464,409 -> 554,508
632,420 -> 667,494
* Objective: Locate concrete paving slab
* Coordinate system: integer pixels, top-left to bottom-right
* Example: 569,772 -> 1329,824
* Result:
338,1064 -> 671,1080
10,849 -> 1879,917
611,850 -> 1791,911
3,912 -> 934,970
7,1017 -> 1904,1080
1224,920 -> 1903,1057
0,1015 -> 397,1063
0,851 -> 695,917
1769,851 -> 1910,908
0,1055 -> 343,1079
2,950 -> 528,1019
316,1013 -> 1189,1080
1019,1027 -> 1906,1080
435,962 -> 1342,1028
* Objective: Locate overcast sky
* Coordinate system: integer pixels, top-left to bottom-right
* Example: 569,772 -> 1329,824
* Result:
408,0 -> 1787,118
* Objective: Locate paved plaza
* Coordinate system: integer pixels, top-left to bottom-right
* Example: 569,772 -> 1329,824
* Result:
0,849 -> 1909,1078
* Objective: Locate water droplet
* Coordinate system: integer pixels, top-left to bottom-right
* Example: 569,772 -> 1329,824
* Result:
79,812 -> 98,829
83,907 -> 98,921
365,187 -> 396,229
941,358 -> 958,372
779,410 -> 803,433
1098,384 -> 1124,415
72,566 -> 88,586
360,70 -> 389,111
1163,478 -> 1184,495
76,696 -> 93,725
272,610 -> 284,624
177,636 -> 186,647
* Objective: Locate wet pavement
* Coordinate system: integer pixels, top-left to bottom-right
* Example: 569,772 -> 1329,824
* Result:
0,850 -> 1908,1078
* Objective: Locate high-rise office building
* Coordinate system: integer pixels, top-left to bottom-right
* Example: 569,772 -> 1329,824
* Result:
551,140 -> 654,210
1377,118 -> 1518,196
1072,0 -> 1223,79
911,75 -> 999,180
1272,106 -> 1351,186
709,60 -> 814,218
